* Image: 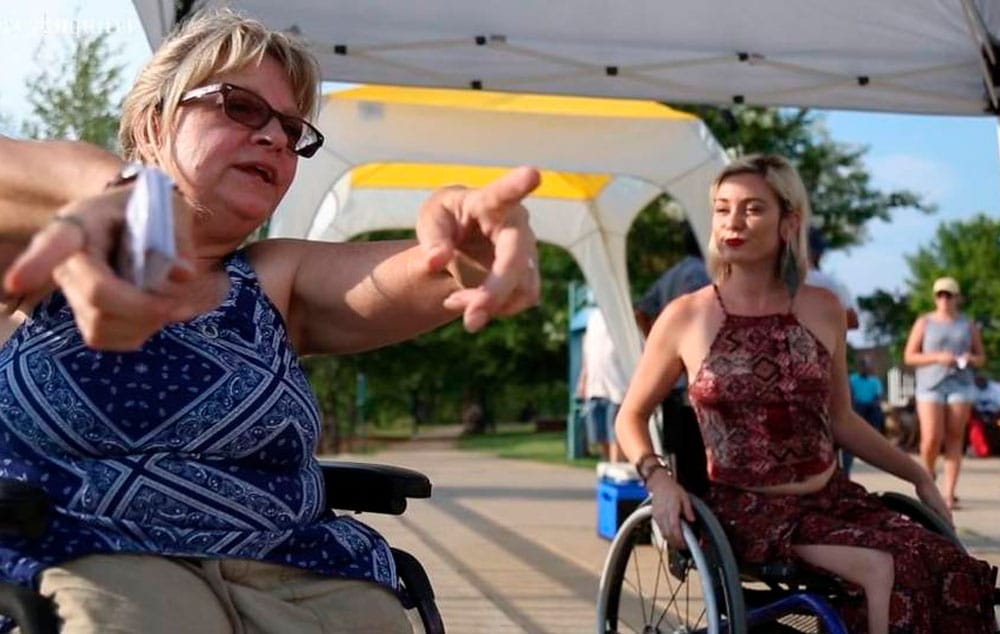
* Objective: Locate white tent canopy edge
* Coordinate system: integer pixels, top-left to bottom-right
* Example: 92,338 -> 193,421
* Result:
136,0 -> 1000,116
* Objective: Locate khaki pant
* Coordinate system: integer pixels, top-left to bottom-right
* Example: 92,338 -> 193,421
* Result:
23,554 -> 411,634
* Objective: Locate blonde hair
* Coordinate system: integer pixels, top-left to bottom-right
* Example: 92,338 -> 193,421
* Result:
705,154 -> 811,286
118,8 -> 320,163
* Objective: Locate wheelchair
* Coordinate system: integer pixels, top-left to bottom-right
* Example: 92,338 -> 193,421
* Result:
0,460 -> 444,634
596,398 -> 993,634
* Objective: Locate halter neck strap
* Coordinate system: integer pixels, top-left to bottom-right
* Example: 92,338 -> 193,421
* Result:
712,283 -> 795,317
711,284 -> 729,316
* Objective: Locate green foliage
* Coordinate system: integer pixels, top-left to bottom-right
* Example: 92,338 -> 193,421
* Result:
303,232 -> 579,428
626,201 -> 693,296
903,214 -> 1000,375
307,108 -> 937,434
682,106 -> 934,249
21,28 -> 125,150
857,290 -> 917,360
626,106 -> 933,298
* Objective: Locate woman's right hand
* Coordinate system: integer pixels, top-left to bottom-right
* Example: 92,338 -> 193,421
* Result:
645,467 -> 695,547
3,187 -> 196,350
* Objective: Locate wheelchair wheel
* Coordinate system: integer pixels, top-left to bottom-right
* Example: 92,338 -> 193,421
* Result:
874,491 -> 963,549
597,496 -> 747,634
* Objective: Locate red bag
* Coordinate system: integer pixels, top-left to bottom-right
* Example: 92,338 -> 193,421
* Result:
967,414 -> 1000,457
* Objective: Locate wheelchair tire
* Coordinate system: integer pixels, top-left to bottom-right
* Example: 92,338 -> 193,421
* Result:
597,496 -> 747,634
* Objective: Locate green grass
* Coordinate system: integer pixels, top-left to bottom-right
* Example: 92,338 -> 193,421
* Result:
456,423 -> 599,469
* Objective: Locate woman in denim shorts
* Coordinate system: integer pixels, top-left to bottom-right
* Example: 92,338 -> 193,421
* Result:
904,276 -> 986,510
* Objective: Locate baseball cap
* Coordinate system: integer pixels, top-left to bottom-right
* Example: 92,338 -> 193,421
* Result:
932,277 -> 960,296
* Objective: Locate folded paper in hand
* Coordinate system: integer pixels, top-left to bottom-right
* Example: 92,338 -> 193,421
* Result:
116,168 -> 176,292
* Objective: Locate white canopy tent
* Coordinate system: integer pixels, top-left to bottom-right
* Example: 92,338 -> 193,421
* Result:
130,0 -> 1000,366
267,86 -> 729,371
135,0 -> 1000,115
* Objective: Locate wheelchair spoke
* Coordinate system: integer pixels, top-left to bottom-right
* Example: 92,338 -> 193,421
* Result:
599,502 -> 746,634
659,562 -> 707,632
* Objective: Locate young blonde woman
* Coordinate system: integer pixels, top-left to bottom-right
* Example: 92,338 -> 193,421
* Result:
904,277 -> 985,510
615,155 -> 995,633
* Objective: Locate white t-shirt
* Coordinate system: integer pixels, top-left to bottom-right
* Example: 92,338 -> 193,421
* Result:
805,268 -> 857,312
581,309 -> 630,403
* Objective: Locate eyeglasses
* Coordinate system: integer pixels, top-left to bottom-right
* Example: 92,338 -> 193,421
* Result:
179,83 -> 324,158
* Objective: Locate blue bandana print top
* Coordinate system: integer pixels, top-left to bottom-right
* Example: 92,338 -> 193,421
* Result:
0,251 -> 395,594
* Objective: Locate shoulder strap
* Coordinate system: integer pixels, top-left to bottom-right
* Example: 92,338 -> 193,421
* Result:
711,284 -> 730,316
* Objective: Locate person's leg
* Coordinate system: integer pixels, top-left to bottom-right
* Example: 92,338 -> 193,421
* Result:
589,398 -> 612,460
793,544 -> 893,634
916,393 -> 945,479
878,517 -> 996,633
35,554 -> 232,634
583,398 -> 607,460
942,394 -> 972,507
869,402 -> 886,435
606,400 -> 622,462
213,559 -> 412,634
857,401 -> 883,434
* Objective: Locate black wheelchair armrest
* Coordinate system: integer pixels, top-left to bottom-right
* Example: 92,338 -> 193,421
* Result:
0,479 -> 51,540
319,461 -> 431,515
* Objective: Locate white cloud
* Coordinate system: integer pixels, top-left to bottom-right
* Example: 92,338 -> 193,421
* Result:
865,153 -> 958,204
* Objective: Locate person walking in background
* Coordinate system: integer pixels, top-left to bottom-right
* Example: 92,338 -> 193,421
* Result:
634,220 -> 710,337
805,227 -> 859,330
842,358 -> 885,475
576,306 -> 629,462
633,221 -> 710,479
904,276 -> 986,511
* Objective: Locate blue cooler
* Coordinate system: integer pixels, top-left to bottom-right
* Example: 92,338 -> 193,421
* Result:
596,476 -> 647,540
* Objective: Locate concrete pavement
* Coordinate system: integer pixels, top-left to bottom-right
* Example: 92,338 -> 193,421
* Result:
334,438 -> 1000,633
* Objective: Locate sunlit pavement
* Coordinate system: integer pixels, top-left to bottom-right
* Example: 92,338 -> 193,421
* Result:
331,438 -> 1000,633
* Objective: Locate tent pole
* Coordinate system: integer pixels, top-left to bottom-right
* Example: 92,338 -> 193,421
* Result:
960,0 -> 999,111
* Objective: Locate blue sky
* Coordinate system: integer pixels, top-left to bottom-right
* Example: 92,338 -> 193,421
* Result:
2,1 -> 998,328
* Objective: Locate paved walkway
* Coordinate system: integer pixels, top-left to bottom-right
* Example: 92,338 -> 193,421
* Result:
333,435 -> 1000,633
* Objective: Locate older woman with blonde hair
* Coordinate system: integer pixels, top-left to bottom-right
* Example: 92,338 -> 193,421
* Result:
615,154 -> 995,632
0,8 -> 538,633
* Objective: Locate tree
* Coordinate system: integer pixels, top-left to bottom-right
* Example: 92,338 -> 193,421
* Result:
857,289 -> 916,360
627,106 -> 933,295
304,106 -> 936,433
684,106 -> 934,249
21,27 -> 125,150
903,214 -> 1000,375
